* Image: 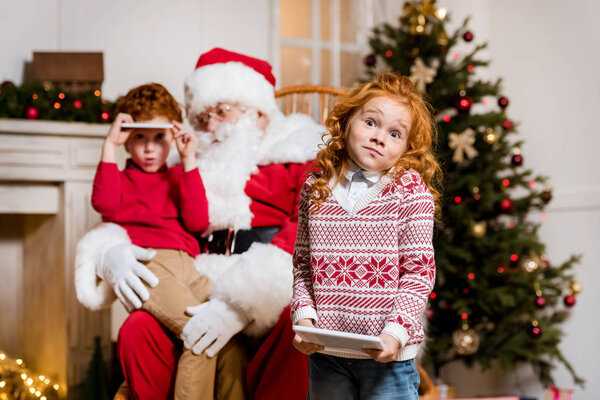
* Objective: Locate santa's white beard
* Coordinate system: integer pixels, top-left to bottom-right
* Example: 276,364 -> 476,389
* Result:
195,113 -> 263,234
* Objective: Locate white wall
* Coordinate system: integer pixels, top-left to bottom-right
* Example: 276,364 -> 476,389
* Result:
435,1 -> 600,399
2,0 -> 597,398
0,0 -> 272,102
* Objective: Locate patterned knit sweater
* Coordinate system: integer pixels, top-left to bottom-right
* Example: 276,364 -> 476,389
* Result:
291,169 -> 435,360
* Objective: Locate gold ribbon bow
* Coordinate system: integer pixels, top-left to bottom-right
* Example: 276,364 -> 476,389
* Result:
448,128 -> 479,163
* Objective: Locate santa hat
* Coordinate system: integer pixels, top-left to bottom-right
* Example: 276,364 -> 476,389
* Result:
184,48 -> 280,122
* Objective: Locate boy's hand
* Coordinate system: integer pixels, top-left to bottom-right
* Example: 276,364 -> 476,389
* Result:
106,113 -> 134,147
173,121 -> 198,172
362,333 -> 400,363
101,113 -> 133,163
292,318 -> 324,355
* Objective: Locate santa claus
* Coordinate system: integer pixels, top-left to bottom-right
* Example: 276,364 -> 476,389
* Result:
74,48 -> 323,399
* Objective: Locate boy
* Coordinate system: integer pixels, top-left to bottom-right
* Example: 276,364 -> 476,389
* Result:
92,83 -> 228,399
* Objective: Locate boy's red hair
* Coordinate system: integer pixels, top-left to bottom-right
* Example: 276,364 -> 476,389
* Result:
116,83 -> 182,123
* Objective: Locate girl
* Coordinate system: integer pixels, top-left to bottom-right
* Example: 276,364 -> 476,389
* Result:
291,73 -> 441,400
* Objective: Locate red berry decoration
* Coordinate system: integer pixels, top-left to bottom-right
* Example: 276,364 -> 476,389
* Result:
564,295 -> 576,307
498,96 -> 509,108
511,154 -> 523,166
455,95 -> 473,112
502,119 -> 513,130
363,54 -> 376,68
500,198 -> 513,213
535,296 -> 546,309
25,106 -> 39,120
73,100 -> 83,109
528,323 -> 542,339
463,31 -> 474,42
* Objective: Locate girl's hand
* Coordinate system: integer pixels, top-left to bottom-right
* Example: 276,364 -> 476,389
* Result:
362,333 -> 400,363
292,319 -> 324,356
106,113 -> 133,147
173,121 -> 198,171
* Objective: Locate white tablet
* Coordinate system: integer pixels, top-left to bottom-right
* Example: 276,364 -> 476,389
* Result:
293,325 -> 384,353
121,122 -> 174,129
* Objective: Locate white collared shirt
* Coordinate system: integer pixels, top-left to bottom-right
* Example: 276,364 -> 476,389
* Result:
337,161 -> 381,208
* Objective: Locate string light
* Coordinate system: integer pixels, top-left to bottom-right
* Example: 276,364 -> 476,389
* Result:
94,90 -> 101,97
511,254 -> 519,262
58,93 -> 65,99
1,349 -> 60,399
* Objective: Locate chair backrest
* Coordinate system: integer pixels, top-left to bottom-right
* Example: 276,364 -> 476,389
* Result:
275,85 -> 348,125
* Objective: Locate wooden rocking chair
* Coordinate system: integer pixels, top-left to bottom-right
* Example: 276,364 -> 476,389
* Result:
275,84 -> 348,124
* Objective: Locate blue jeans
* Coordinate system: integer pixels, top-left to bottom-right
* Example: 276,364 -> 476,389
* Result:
307,353 -> 420,400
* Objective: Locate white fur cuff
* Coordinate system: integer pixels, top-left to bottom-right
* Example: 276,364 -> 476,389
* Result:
210,242 -> 293,337
74,223 -> 130,310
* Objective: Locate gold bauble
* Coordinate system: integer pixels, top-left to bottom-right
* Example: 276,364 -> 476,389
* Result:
484,128 -> 498,144
470,221 -> 487,238
570,280 -> 582,295
452,325 -> 480,355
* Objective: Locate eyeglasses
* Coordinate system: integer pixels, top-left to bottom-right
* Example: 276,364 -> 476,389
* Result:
196,103 -> 242,128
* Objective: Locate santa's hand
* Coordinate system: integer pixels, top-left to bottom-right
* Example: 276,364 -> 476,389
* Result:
98,243 -> 158,311
181,299 -> 249,358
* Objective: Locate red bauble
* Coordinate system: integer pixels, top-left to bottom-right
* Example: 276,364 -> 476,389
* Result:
502,119 -> 513,130
363,54 -> 376,68
73,100 -> 83,109
25,106 -> 39,120
528,324 -> 542,339
100,111 -> 110,121
564,295 -> 576,307
535,296 -> 546,309
500,198 -> 513,213
498,96 -> 509,108
511,154 -> 523,166
455,95 -> 473,112
426,309 -> 435,320
463,31 -> 474,42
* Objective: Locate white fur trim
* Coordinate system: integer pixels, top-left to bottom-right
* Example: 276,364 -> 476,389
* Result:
193,253 -> 241,282
74,223 -> 130,310
185,62 -> 279,126
209,243 -> 293,337
258,112 -> 325,166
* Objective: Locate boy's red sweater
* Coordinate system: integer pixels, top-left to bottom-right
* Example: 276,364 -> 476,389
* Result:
91,160 -> 209,256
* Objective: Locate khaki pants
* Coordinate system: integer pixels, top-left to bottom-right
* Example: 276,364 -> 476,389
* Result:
140,248 -> 247,400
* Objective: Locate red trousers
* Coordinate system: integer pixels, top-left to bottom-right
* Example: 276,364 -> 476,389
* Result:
117,306 -> 309,400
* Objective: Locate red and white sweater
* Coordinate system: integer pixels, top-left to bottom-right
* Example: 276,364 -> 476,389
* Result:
291,169 -> 435,360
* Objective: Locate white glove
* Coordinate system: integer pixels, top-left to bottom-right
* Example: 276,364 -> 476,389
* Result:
97,243 -> 158,311
181,299 -> 249,357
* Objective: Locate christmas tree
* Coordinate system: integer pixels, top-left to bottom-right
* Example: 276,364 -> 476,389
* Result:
82,337 -> 110,400
364,0 -> 583,386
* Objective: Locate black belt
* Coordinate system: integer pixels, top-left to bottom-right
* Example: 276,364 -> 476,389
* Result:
199,226 -> 280,255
